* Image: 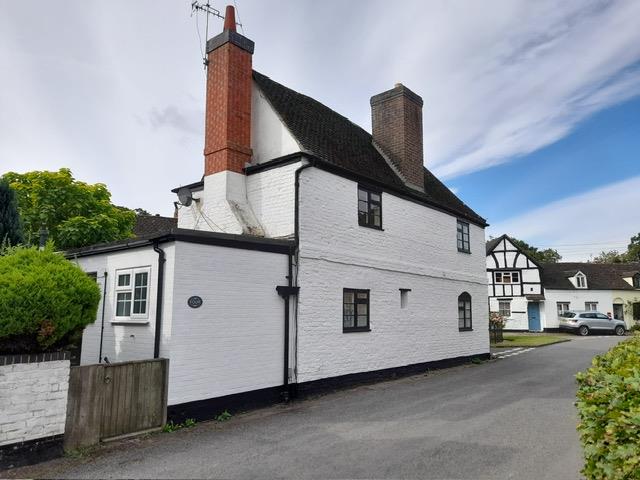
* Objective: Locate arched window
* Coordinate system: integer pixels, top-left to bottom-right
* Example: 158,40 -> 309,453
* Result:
458,292 -> 472,331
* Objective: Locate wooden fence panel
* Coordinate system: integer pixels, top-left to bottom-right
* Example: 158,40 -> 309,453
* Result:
64,358 -> 168,450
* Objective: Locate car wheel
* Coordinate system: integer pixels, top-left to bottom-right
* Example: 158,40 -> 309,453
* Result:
614,325 -> 625,336
578,325 -> 589,336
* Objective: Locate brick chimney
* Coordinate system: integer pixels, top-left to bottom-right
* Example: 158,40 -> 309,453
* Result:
204,5 -> 254,176
370,84 -> 425,191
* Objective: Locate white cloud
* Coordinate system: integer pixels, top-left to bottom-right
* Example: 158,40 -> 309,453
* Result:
489,176 -> 640,261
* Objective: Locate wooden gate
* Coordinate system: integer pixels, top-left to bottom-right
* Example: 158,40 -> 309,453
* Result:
64,358 -> 169,450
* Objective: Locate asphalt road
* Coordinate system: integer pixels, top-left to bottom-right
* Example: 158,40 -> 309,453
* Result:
5,336 -> 624,480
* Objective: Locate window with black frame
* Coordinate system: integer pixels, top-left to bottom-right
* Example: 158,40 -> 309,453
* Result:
458,292 -> 472,331
358,186 -> 382,229
457,220 -> 470,253
343,289 -> 370,332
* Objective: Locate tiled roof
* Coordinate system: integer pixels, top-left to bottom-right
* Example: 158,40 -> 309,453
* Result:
541,262 -> 640,290
253,71 -> 486,227
133,215 -> 177,237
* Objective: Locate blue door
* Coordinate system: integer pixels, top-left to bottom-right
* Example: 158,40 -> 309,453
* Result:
528,302 -> 541,331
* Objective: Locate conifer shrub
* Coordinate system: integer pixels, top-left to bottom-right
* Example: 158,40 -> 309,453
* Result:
576,335 -> 640,479
0,246 -> 100,353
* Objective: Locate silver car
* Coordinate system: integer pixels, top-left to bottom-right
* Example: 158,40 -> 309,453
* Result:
559,310 -> 626,336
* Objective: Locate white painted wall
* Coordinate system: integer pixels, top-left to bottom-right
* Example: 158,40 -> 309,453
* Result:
251,82 -> 300,164
542,289 -> 615,329
246,160 -> 302,238
295,168 -> 488,383
71,245 -> 175,365
168,242 -> 288,405
613,291 -> 640,328
0,359 -> 69,446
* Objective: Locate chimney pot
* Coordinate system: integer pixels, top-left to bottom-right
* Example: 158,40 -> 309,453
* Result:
223,5 -> 236,32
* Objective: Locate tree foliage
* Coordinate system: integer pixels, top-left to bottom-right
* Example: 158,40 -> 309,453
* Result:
592,250 -> 626,264
0,246 -> 101,353
2,168 -> 135,249
591,234 -> 640,263
576,334 -> 640,479
0,179 -> 23,247
510,238 -> 562,263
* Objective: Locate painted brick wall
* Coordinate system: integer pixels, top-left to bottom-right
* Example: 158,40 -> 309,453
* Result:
246,160 -> 300,238
73,245 -> 176,365
0,359 -> 69,446
167,241 -> 289,405
296,168 -> 488,383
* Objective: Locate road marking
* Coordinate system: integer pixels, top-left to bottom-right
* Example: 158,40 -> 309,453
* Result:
494,347 -> 535,359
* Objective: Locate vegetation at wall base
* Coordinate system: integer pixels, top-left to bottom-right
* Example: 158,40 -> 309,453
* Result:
576,335 -> 640,480
0,246 -> 101,354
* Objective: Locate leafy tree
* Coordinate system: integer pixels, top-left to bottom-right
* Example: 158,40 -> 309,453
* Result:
0,179 -> 23,247
510,238 -> 562,263
2,168 -> 135,249
0,246 -> 100,353
134,208 -> 152,216
592,250 -> 625,263
626,233 -> 640,262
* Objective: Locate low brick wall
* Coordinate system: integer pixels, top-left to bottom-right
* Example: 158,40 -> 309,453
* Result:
0,352 -> 70,469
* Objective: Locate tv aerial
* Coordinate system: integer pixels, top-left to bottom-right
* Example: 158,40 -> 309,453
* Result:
191,1 -> 244,68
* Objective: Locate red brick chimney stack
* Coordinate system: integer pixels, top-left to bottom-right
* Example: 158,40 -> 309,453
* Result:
370,84 -> 425,191
203,5 -> 254,176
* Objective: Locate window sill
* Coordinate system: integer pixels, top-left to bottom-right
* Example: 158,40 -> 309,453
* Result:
111,319 -> 150,325
343,328 -> 371,333
358,223 -> 384,231
458,327 -> 473,332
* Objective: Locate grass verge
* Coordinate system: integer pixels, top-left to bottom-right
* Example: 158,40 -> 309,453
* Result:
491,333 -> 571,348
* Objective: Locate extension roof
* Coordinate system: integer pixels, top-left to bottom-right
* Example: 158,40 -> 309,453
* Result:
541,262 -> 640,291
252,71 -> 486,227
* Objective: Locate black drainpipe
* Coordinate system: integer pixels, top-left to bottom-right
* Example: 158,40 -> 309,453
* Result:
98,272 -> 108,363
153,242 -> 166,359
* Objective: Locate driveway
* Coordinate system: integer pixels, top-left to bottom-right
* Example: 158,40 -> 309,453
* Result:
5,336 -> 623,479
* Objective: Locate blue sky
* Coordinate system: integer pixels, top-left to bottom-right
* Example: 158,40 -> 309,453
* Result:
1,0 -> 639,260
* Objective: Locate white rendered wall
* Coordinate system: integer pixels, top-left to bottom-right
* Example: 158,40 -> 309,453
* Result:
0,359 -> 69,446
72,245 -> 175,365
296,168 -> 488,383
167,242 -> 289,405
612,291 -> 640,328
488,297 -> 531,330
542,289 -> 614,329
251,82 -> 300,164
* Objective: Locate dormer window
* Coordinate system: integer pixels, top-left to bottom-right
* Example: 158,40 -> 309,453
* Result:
633,273 -> 640,289
575,273 -> 587,289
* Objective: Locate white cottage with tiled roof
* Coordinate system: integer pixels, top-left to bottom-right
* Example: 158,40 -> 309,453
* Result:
68,6 -> 489,421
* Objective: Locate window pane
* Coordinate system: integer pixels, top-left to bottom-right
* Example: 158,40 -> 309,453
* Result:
358,189 -> 368,201
370,193 -> 380,202
495,273 -> 502,282
357,292 -> 368,300
344,292 -> 355,303
358,200 -> 369,213
512,272 -> 519,282
357,303 -> 368,316
135,272 -> 148,287
118,274 -> 130,287
116,292 -> 131,316
343,315 -> 355,328
356,315 -> 368,327
343,303 -> 354,317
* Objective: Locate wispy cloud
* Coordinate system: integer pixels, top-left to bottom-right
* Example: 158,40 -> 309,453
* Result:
490,176 -> 640,261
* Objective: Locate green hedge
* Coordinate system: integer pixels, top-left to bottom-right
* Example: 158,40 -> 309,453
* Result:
0,246 -> 100,353
576,335 -> 640,479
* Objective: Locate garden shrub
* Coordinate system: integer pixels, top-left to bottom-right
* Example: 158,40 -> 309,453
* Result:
0,246 -> 100,353
576,335 -> 640,479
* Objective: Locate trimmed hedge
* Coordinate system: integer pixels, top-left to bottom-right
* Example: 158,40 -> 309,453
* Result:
576,335 -> 640,480
0,246 -> 100,353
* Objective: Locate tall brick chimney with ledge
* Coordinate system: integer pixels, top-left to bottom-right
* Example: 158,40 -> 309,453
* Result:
204,5 -> 254,176
370,83 -> 425,191
183,5 -> 263,236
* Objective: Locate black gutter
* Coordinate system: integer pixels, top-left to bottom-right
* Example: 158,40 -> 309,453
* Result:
153,242 -> 166,359
98,272 -> 108,363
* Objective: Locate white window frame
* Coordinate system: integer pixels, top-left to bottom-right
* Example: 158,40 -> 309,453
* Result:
585,301 -> 598,312
498,300 -> 511,317
575,273 -> 587,289
557,302 -> 570,315
114,267 -> 151,322
494,271 -> 520,284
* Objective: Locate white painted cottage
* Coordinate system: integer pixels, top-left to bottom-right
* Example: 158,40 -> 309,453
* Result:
68,6 -> 489,420
486,234 -> 640,332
